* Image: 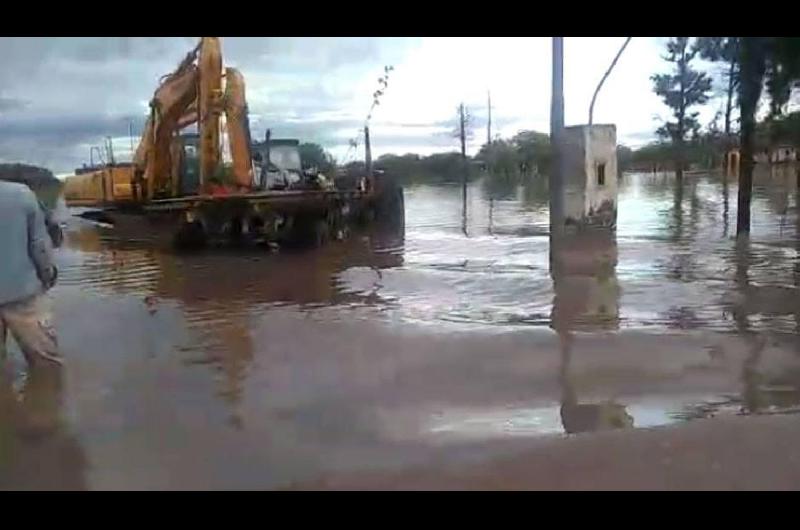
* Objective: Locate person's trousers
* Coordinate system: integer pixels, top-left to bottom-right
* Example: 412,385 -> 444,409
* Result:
0,294 -> 61,366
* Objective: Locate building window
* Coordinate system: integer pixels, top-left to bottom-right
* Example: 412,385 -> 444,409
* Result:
597,163 -> 606,186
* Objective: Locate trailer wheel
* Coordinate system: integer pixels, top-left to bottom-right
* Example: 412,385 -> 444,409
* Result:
374,179 -> 405,228
174,220 -> 207,250
313,219 -> 330,247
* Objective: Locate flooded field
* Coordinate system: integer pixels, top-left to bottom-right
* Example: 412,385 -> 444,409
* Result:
3,169 -> 800,489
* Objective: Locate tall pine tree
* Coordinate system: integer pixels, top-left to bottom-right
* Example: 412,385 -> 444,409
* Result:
651,37 -> 712,180
736,37 -> 800,235
696,37 -> 740,140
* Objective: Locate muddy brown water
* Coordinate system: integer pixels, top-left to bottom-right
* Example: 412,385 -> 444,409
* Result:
3,168 -> 800,489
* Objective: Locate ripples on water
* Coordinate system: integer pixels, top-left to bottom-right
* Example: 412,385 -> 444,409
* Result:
8,168 -> 800,488
61,170 -> 800,335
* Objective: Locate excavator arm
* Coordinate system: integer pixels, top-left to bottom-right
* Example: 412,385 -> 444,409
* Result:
132,43 -> 199,200
132,37 -> 255,200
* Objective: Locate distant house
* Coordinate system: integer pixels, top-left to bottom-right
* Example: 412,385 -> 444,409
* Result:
770,145 -> 797,163
729,147 -> 798,165
754,149 -> 769,164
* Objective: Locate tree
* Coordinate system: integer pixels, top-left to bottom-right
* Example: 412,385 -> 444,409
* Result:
476,139 -> 519,181
736,37 -> 800,235
696,37 -> 740,140
451,103 -> 474,161
617,145 -> 633,174
512,130 -> 551,176
373,151 -> 475,185
651,37 -> 712,180
764,110 -> 800,147
298,142 -> 336,175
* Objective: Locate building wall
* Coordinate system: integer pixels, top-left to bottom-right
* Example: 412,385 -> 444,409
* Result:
583,125 -> 617,222
561,124 -> 618,229
562,126 -> 588,223
771,146 -> 797,163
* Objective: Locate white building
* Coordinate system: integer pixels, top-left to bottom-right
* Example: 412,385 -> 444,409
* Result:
561,124 -> 618,230
770,145 -> 797,163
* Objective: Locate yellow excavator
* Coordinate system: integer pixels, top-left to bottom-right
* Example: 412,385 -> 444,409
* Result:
63,37 -> 404,249
64,37 -> 254,205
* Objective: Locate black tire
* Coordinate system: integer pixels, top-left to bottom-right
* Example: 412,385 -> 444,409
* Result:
313,219 -> 329,247
286,215 -> 329,249
173,220 -> 207,251
374,180 -> 405,228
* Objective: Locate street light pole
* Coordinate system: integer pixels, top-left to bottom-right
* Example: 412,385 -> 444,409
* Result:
550,37 -> 565,241
589,37 -> 632,126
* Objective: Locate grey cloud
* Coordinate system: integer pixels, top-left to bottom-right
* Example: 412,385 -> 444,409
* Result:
0,112 -> 145,173
620,129 -> 657,146
0,113 -> 141,141
0,37 -> 419,173
0,97 -> 28,112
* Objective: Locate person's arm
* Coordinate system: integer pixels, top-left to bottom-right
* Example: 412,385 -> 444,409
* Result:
38,200 -> 63,248
25,191 -> 57,289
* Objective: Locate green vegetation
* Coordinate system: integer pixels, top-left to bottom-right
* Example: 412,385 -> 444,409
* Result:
476,131 -> 551,182
696,38 -> 739,141
372,152 -> 479,185
733,37 -> 800,233
298,142 -> 336,176
355,129 -> 554,187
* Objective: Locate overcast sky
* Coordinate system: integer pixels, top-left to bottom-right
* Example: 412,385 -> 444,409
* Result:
0,37 -> 730,176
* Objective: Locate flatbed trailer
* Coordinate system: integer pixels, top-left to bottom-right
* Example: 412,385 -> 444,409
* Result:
72,176 -> 404,250
143,188 -> 368,213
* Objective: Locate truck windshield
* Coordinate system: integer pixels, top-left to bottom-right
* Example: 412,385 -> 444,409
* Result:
269,146 -> 301,171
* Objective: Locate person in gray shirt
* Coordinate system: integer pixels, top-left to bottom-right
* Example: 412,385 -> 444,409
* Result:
0,180 -> 60,367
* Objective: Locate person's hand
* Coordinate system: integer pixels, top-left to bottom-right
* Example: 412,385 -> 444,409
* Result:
47,221 -> 63,248
43,266 -> 58,290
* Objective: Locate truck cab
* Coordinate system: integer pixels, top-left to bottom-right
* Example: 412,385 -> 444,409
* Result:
252,139 -> 303,190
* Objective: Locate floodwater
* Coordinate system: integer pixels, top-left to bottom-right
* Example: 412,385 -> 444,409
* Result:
3,168 -> 800,489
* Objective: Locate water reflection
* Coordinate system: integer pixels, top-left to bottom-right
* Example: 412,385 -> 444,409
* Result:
550,227 -> 630,434
690,236 -> 800,419
0,366 -> 87,490
40,170 -> 800,485
61,220 -> 405,426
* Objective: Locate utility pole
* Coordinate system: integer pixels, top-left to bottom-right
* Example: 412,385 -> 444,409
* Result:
459,103 -> 467,161
487,91 -> 492,146
106,136 -> 116,166
459,103 -> 468,231
550,37 -> 565,240
129,119 -> 135,160
364,125 -> 373,191
260,128 -> 271,190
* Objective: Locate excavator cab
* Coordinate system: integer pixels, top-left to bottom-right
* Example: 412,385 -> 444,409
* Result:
178,133 -> 201,195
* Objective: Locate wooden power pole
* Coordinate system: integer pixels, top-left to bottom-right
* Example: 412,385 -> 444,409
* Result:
487,91 -> 492,146
364,125 -> 374,191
